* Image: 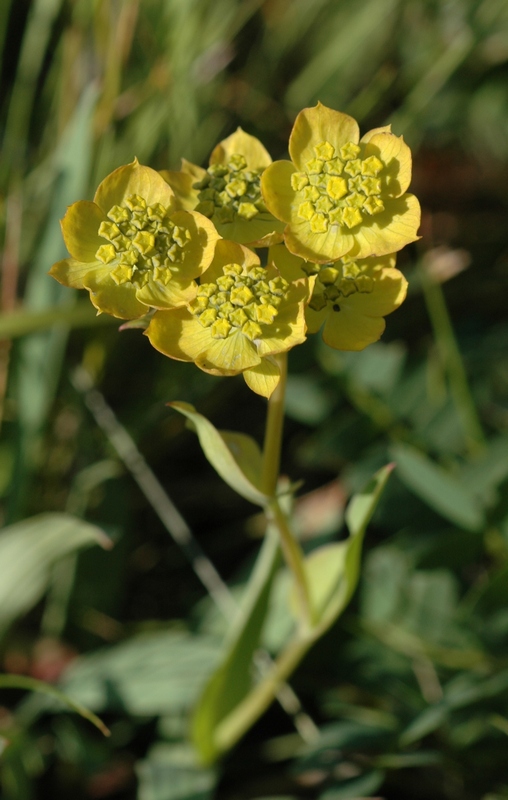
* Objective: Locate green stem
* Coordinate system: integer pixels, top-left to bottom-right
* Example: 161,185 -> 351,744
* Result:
269,497 -> 313,629
261,353 -> 288,496
419,266 -> 485,456
260,352 -> 313,629
0,675 -> 110,737
215,635 -> 313,756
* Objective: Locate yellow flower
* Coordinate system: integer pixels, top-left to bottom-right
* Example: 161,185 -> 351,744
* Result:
50,159 -> 220,319
261,103 -> 421,264
160,128 -> 285,248
269,244 -> 407,351
145,240 -> 313,398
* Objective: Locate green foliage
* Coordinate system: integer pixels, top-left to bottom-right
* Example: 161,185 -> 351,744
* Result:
1,0 -> 508,798
0,513 -> 110,638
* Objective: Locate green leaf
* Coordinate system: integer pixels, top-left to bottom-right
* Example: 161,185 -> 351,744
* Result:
61,630 -> 221,717
0,513 -> 110,637
219,430 -> 263,491
390,443 -> 485,531
291,542 -> 347,623
169,402 -> 268,506
136,743 -> 217,800
304,462 -> 395,631
193,528 -> 280,764
208,466 -> 394,761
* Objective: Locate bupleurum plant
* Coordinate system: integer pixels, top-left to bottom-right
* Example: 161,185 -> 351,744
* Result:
50,103 -> 421,764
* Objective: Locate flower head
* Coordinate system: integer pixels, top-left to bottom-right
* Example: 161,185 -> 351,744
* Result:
50,159 -> 220,319
145,240 -> 313,397
160,128 -> 285,248
269,244 -> 407,351
261,103 -> 421,264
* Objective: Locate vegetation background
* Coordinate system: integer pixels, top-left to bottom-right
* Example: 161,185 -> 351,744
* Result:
1,0 -> 508,798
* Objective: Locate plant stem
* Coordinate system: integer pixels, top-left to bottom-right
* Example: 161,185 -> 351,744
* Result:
260,352 -> 313,629
269,497 -> 313,629
261,353 -> 288,497
419,266 -> 485,456
216,635 -> 313,756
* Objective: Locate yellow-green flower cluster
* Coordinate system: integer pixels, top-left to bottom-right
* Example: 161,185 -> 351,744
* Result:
188,263 -> 289,343
160,128 -> 285,247
290,143 -> 386,234
146,240 -> 312,398
95,195 -> 192,288
50,159 -> 219,319
49,104 -> 420,397
261,103 -> 421,264
193,155 -> 265,224
270,245 -> 407,351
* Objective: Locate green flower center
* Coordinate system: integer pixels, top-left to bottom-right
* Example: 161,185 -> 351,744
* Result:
193,155 -> 266,224
305,259 -> 374,312
95,194 -> 191,286
291,140 -> 385,233
189,263 -> 289,341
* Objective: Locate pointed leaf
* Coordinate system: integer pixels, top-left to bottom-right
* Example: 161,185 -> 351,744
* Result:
0,513 -> 111,637
214,466 -> 394,759
218,431 -> 263,492
61,630 -> 220,716
169,403 -> 268,506
193,528 -> 280,764
292,464 -> 394,628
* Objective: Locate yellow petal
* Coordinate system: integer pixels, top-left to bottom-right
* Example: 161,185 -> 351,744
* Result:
261,160 -> 297,224
360,125 -> 392,143
305,305 -> 327,334
201,239 -> 259,284
284,220 -> 355,264
289,103 -> 360,171
136,276 -> 198,310
49,257 -> 100,289
200,330 -> 260,373
365,132 -> 412,197
268,244 -> 307,282
342,267 -> 407,318
348,194 -> 421,259
354,253 -> 397,273
210,128 -> 272,170
94,159 -> 176,215
147,308 -> 211,362
245,228 -> 285,248
60,201 -> 106,262
243,358 -> 281,398
323,307 -> 386,351
256,278 -> 311,357
83,267 -> 149,319
213,212 -> 285,247
159,165 -> 203,211
146,307 -> 260,374
170,209 -> 221,280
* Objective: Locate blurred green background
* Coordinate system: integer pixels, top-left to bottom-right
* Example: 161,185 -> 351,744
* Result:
1,0 -> 508,798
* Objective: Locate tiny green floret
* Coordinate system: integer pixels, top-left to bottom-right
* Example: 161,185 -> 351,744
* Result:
96,195 -> 192,287
189,263 -> 289,342
194,156 -> 266,224
291,141 -> 385,233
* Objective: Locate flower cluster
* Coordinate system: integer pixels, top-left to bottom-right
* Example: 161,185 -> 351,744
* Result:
50,104 -> 420,397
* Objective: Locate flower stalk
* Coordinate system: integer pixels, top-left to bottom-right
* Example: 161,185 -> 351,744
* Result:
261,351 -> 313,629
261,352 -> 287,496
